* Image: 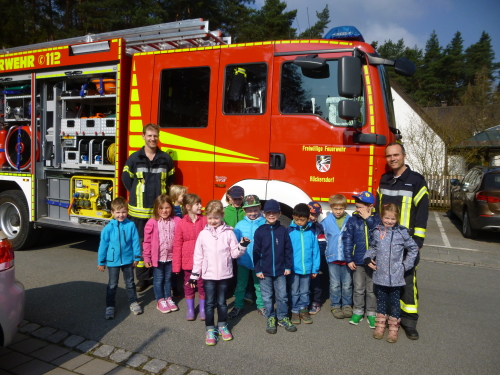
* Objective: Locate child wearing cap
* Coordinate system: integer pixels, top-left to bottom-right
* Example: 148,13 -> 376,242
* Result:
224,186 -> 246,227
321,194 -> 353,319
307,201 -> 327,315
287,203 -> 320,325
253,199 -> 297,334
342,191 -> 380,328
229,195 -> 267,319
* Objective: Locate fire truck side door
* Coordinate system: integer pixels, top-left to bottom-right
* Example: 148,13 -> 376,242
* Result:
214,45 -> 273,199
150,50 -> 220,203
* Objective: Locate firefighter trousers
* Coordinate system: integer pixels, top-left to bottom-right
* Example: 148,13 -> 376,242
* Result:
400,252 -> 420,328
129,216 -> 153,284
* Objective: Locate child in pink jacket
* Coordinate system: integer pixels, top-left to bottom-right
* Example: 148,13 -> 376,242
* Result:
143,195 -> 181,314
189,200 -> 248,346
173,193 -> 207,320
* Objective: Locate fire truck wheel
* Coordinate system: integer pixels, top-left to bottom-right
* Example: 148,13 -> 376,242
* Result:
0,190 -> 40,250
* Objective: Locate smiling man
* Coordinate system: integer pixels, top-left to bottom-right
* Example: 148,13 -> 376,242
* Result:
375,142 -> 429,340
122,123 -> 175,292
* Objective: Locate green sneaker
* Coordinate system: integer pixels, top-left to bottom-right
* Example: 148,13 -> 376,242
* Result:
367,316 -> 376,329
266,317 -> 277,334
278,317 -> 297,332
349,314 -> 363,325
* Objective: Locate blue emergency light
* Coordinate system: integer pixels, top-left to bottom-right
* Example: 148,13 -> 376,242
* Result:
324,26 -> 365,42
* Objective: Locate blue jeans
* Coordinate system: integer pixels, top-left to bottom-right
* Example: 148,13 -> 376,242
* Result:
328,263 -> 353,308
290,273 -> 311,313
204,279 -> 229,329
259,275 -> 288,320
152,261 -> 172,301
106,264 -> 137,307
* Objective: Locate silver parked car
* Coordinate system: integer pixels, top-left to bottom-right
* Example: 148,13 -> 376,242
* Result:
0,230 -> 25,346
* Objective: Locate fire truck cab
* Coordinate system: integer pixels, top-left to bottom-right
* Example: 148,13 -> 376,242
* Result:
0,21 -> 414,250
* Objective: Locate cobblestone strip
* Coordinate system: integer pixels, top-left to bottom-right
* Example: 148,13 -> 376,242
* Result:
18,320 -> 212,375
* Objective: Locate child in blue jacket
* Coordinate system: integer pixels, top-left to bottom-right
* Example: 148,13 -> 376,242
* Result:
253,199 -> 297,334
97,197 -> 142,319
287,203 -> 320,325
342,191 -> 380,328
229,195 -> 267,319
321,194 -> 353,319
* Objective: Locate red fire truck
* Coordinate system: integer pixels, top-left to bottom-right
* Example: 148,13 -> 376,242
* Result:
0,20 -> 414,250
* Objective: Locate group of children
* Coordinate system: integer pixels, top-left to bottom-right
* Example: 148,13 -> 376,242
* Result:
97,186 -> 419,345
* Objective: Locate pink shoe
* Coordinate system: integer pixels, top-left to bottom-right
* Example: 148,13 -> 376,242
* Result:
165,297 -> 178,312
157,299 -> 171,313
218,324 -> 233,341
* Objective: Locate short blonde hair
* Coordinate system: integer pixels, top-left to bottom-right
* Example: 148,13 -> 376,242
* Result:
329,194 -> 347,208
381,203 -> 400,222
205,200 -> 224,216
111,197 -> 128,212
169,185 -> 187,203
152,195 -> 174,220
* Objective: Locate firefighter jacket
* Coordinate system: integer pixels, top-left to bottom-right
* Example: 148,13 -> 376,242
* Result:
376,165 -> 429,248
122,147 -> 175,219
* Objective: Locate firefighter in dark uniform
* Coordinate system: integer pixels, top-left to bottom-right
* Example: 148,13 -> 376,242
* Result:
122,123 -> 175,292
375,142 -> 428,340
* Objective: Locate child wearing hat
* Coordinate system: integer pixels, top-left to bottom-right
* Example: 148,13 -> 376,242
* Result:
224,186 -> 246,227
253,199 -> 297,334
228,195 -> 267,319
342,191 -> 380,328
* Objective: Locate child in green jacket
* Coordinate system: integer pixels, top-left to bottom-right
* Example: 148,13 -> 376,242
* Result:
223,185 -> 246,227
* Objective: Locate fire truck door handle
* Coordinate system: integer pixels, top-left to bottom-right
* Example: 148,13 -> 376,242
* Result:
270,153 -> 286,170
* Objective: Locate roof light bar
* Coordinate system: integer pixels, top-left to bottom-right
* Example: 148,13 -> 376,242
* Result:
324,26 -> 365,42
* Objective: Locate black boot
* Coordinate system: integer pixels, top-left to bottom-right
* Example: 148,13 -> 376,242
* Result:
401,325 -> 419,340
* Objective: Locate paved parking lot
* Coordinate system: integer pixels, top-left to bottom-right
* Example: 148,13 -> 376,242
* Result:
422,210 -> 500,268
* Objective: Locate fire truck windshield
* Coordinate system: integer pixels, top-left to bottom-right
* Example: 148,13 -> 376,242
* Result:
280,60 -> 365,127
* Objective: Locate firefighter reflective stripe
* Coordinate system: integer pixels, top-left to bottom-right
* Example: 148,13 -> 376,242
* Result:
160,172 -> 167,195
168,167 -> 175,177
414,227 -> 426,238
123,165 -> 134,178
414,186 -> 429,206
136,260 -> 145,268
379,188 -> 413,197
136,171 -> 144,178
400,266 -> 418,313
234,67 -> 247,77
135,181 -> 144,208
128,204 -> 153,219
400,196 -> 412,228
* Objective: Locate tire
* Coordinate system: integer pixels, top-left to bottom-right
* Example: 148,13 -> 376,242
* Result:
0,190 -> 40,250
462,209 -> 478,239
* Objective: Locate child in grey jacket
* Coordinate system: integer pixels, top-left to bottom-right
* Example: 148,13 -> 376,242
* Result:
364,203 -> 418,344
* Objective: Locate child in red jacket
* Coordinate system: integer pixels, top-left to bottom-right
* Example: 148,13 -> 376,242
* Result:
143,195 -> 181,314
173,193 -> 207,320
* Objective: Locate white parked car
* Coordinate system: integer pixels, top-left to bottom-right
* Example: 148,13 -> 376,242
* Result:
0,230 -> 25,346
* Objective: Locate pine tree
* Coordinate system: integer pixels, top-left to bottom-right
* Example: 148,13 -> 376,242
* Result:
441,31 -> 465,105
298,5 -> 330,39
237,0 -> 297,42
464,31 -> 499,85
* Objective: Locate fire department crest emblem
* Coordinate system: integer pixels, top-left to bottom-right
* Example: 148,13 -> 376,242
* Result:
316,155 -> 331,172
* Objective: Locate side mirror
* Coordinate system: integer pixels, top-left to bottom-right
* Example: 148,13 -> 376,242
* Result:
338,100 -> 360,121
450,179 -> 459,186
293,55 -> 330,79
338,56 -> 362,98
353,133 -> 386,145
394,57 -> 416,77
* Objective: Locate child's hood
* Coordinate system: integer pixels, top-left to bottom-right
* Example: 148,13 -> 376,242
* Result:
289,220 -> 313,231
109,217 -> 131,227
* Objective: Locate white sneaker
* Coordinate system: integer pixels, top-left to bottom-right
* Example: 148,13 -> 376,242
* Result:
130,302 -> 142,315
105,307 -> 115,320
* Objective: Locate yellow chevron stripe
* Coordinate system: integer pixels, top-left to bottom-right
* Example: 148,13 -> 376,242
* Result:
159,132 -> 259,160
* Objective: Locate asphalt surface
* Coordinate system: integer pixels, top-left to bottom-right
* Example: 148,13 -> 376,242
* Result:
13,211 -> 500,375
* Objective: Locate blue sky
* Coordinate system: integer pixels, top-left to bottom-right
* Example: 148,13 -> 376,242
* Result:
255,0 -> 500,64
